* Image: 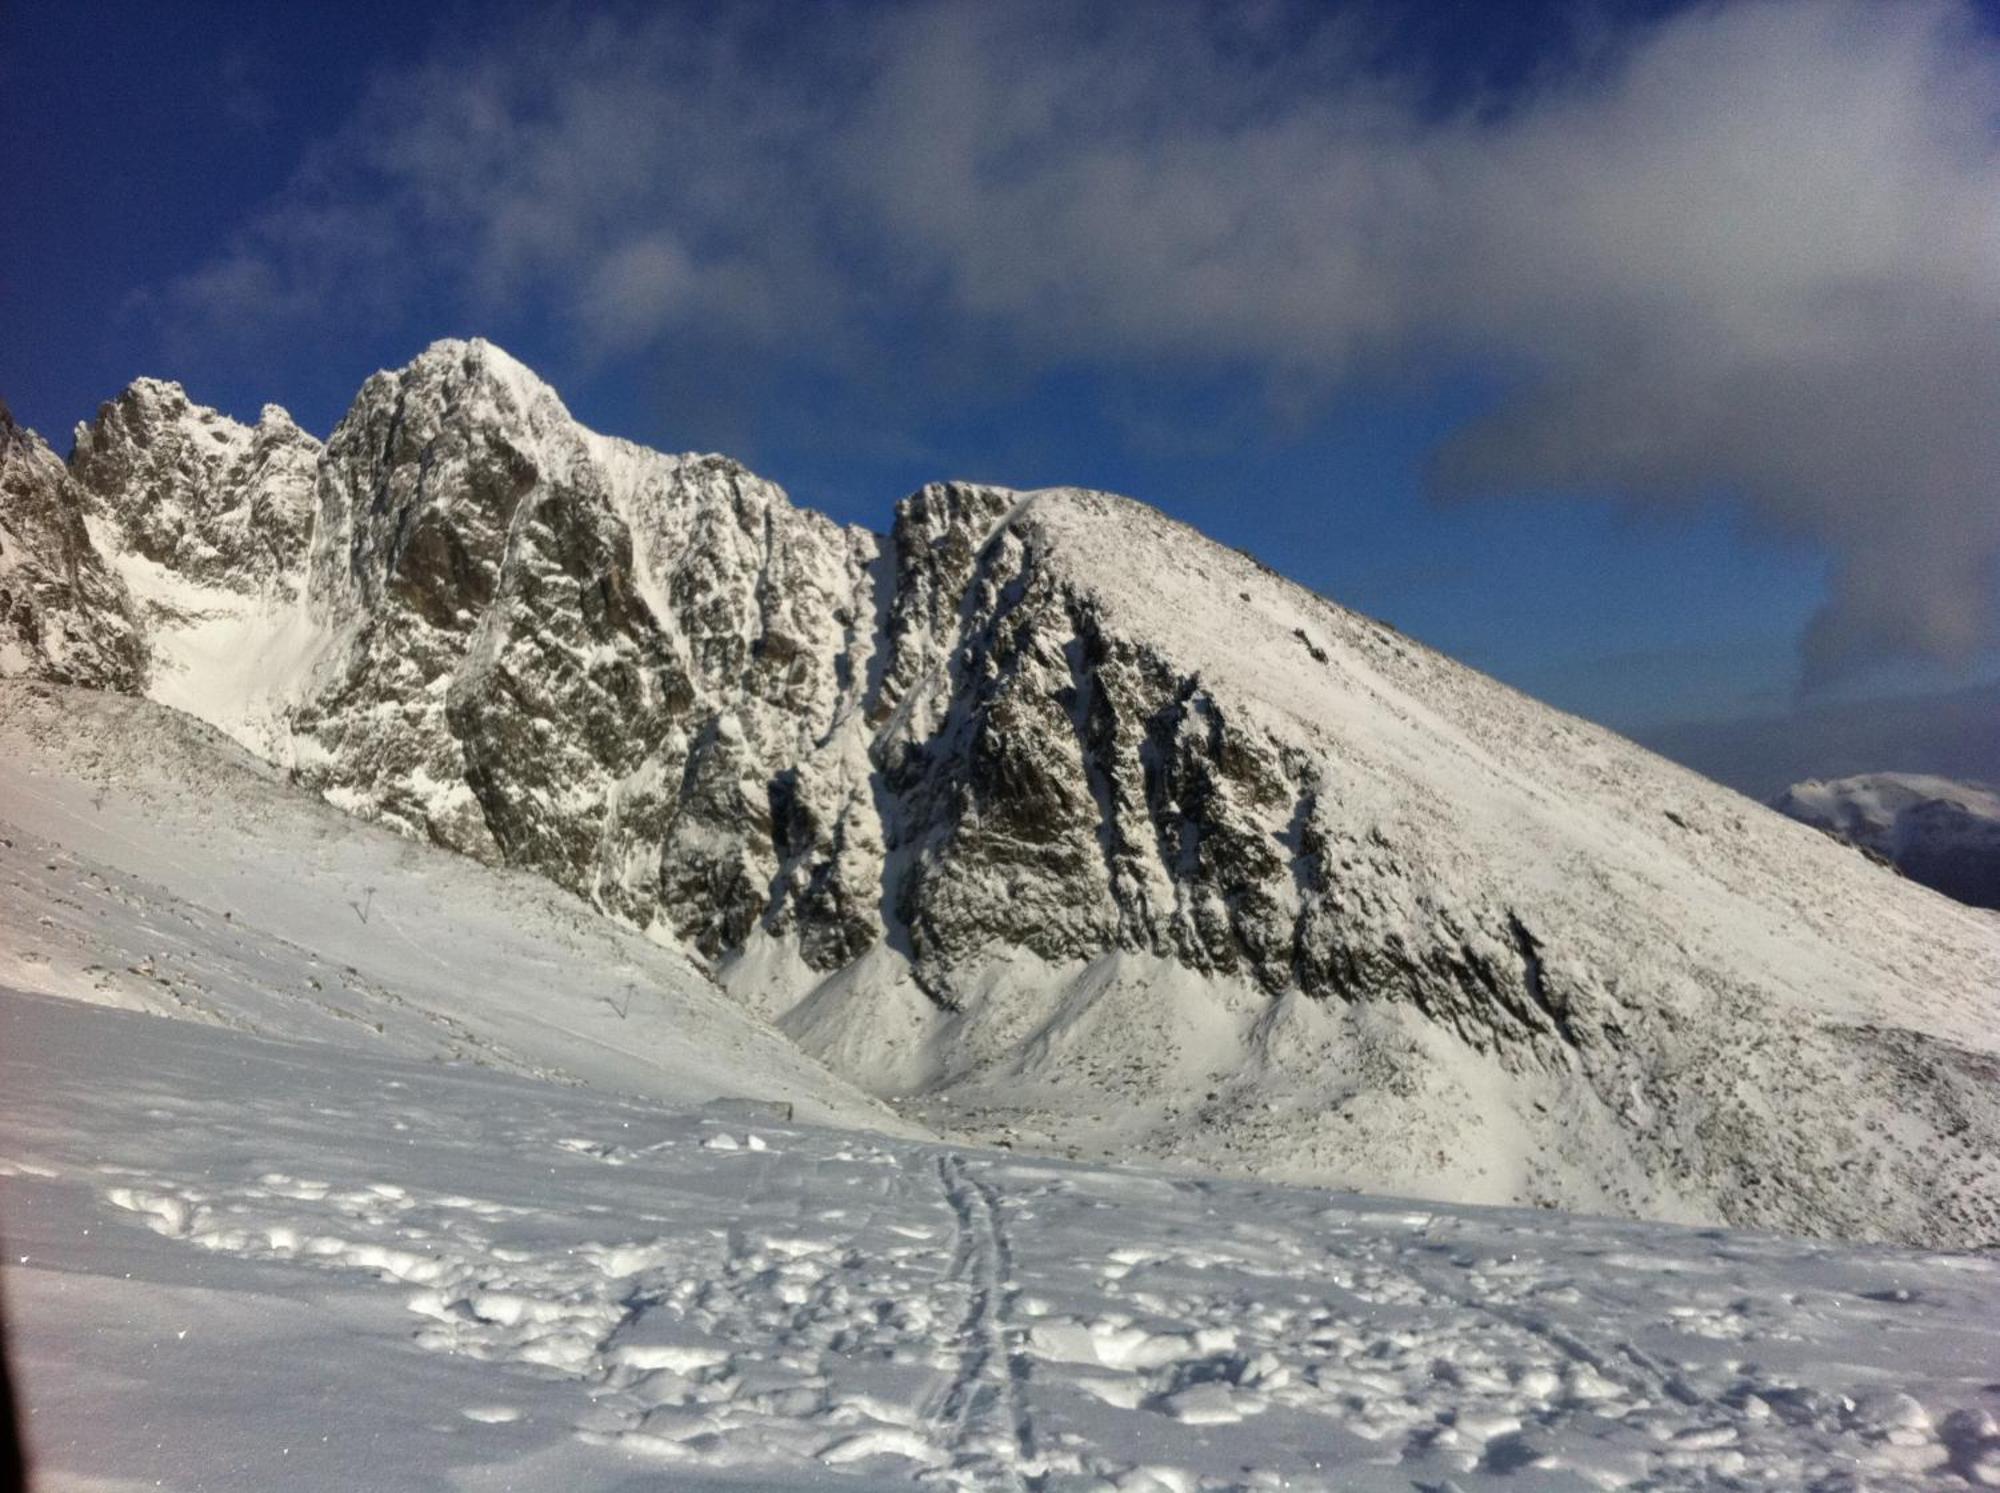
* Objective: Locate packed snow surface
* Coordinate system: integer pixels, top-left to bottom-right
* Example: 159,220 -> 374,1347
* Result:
9,986 -> 2000,1492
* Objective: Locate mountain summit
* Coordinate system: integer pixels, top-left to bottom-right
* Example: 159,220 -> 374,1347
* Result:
5,339 -> 1997,1246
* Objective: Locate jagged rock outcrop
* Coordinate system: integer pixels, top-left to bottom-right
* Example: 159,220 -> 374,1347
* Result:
22,379 -> 329,755
286,341 -> 885,946
865,484 -> 1606,1060
71,379 -> 320,593
0,403 -> 146,690
6,339 -> 1998,1248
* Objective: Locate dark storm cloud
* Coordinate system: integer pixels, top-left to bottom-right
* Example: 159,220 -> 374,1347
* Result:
162,0 -> 2000,684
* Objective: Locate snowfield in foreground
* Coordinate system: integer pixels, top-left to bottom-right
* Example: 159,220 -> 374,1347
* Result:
7,986 -> 2000,1493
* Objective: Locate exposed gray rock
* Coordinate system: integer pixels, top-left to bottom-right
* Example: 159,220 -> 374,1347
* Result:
865,483 -> 1588,1062
71,378 -> 319,593
0,402 -> 146,690
291,341 -> 884,958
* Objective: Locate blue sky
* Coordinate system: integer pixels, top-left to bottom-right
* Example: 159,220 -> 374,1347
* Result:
5,0 -> 1997,778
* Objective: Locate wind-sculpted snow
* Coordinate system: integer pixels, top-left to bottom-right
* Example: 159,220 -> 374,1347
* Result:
5,339 -> 2000,1246
8,986 -> 2000,1492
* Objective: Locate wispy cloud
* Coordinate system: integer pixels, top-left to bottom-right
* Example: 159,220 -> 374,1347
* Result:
158,0 -> 2000,685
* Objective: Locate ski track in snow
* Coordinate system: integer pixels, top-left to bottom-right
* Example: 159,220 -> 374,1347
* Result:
9,989 -> 2000,1492
932,1153 -> 1036,1488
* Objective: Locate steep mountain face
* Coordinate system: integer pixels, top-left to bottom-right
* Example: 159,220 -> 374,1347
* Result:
288,342 -> 885,953
52,378 -> 326,752
0,403 -> 146,690
818,483 -> 2000,1247
1777,773 -> 2000,911
869,482 -> 1586,1031
70,378 -> 320,592
5,339 -> 1999,1248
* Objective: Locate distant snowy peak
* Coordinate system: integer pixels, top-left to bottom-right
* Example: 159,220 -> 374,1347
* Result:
1775,772 -> 2000,911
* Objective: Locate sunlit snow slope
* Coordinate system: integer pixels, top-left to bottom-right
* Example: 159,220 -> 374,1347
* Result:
8,986 -> 2000,1492
0,680 -> 907,1132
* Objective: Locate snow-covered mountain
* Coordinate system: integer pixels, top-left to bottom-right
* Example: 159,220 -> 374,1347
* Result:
1775,772 -> 2000,912
5,338 -> 1998,1247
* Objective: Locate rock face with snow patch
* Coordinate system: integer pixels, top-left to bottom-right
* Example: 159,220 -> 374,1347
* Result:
0,402 -> 146,690
1776,773 -> 2000,911
870,482 -> 1584,1047
289,342 -> 884,944
71,379 -> 320,594
6,339 -> 2000,1248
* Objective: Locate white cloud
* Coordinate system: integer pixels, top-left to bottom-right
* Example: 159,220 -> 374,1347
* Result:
579,234 -> 697,352
160,0 -> 2000,683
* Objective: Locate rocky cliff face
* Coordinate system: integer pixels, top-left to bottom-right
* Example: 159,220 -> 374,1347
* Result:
285,341 -> 886,954
0,403 -> 146,690
6,339 -> 1999,1247
868,483 -> 1570,1047
70,378 -> 320,593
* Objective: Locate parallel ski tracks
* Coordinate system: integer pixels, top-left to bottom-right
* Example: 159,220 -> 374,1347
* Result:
932,1152 -> 1040,1490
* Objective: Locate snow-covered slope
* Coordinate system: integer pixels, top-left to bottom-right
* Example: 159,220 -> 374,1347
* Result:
10,984 -> 2000,1493
1776,772 -> 2000,911
0,680 -> 909,1132
5,339 -> 1999,1246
